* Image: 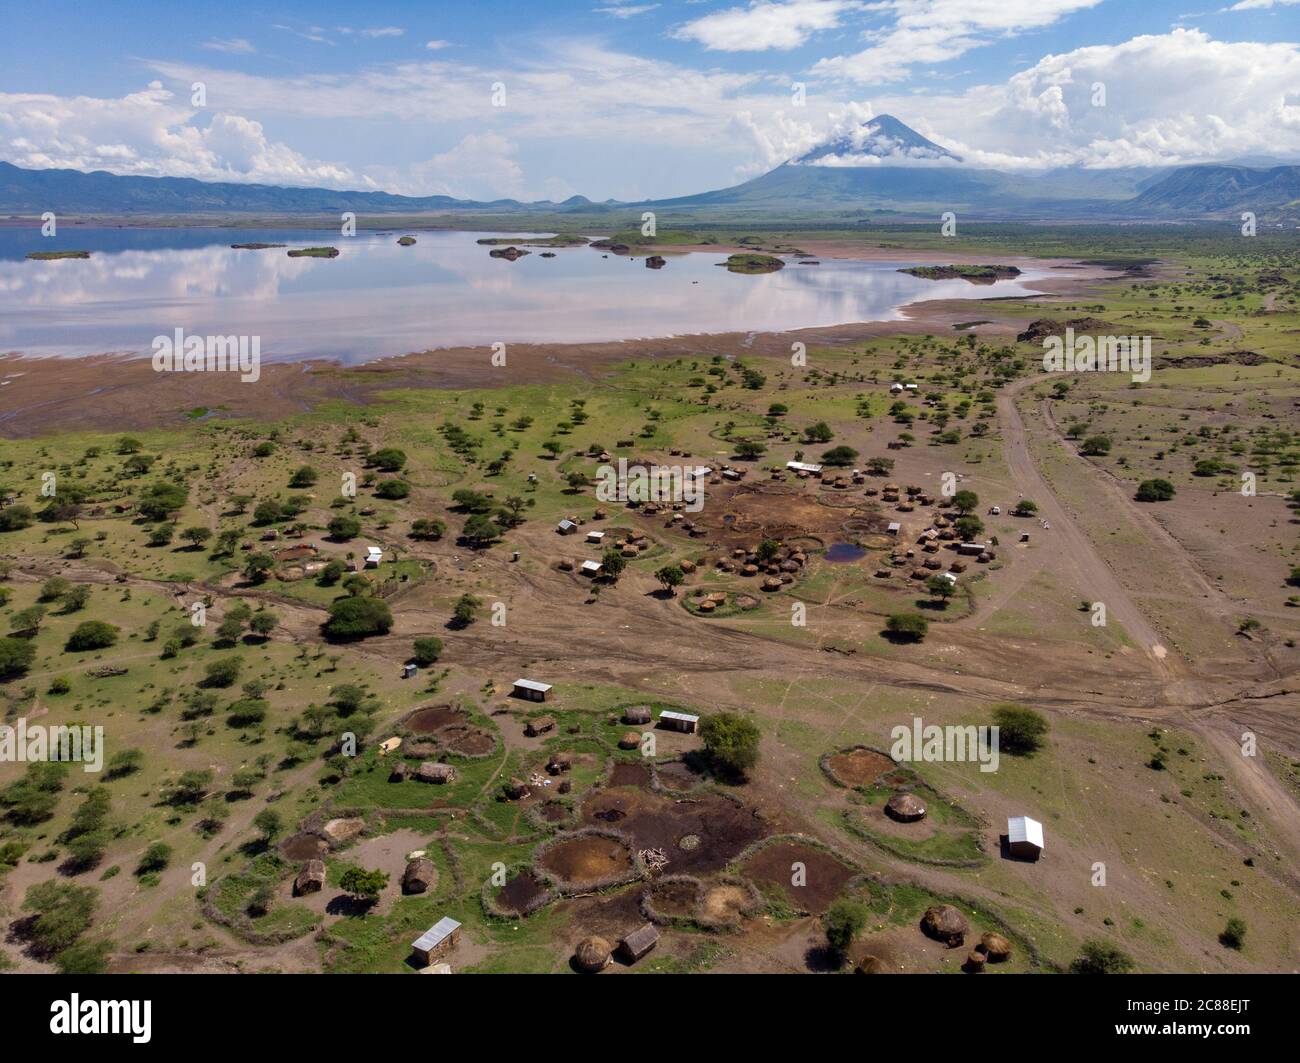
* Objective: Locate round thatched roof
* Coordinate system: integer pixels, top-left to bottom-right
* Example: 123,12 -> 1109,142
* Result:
980,932 -> 1012,962
884,790 -> 927,822
618,731 -> 641,750
964,949 -> 987,971
574,936 -> 611,973
920,904 -> 970,947
403,856 -> 437,894
854,956 -> 888,975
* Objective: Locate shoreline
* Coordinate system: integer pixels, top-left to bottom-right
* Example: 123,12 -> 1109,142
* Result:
0,242 -> 1116,438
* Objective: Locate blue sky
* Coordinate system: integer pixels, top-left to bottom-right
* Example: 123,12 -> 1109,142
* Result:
3,1 -> 1298,200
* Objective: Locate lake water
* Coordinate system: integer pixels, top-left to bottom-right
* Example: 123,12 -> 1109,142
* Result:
0,228 -> 1047,364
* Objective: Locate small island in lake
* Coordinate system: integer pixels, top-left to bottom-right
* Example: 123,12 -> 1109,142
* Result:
231,243 -> 287,250
720,252 -> 784,274
397,236 -> 417,246
898,264 -> 1021,283
287,246 -> 340,258
26,249 -> 91,260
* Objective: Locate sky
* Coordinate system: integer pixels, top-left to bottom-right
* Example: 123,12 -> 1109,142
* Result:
2,0 -> 1298,201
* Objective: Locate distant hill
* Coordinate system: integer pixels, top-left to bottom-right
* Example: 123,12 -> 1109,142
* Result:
3,117 -> 1298,221
0,161 -> 594,215
1130,164 -> 1300,215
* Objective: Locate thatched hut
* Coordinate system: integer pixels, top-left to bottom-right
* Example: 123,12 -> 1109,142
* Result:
294,859 -> 326,896
525,714 -> 556,737
388,761 -> 411,782
574,936 -> 612,973
547,751 -> 574,774
964,949 -> 987,973
623,705 -> 652,725
504,777 -> 530,800
854,956 -> 888,974
403,856 -> 437,895
980,932 -> 1012,963
417,761 -> 456,784
885,791 -> 927,823
920,904 -> 970,948
618,731 -> 641,750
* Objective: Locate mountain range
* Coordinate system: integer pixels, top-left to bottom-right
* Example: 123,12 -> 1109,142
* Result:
2,116 -> 1297,221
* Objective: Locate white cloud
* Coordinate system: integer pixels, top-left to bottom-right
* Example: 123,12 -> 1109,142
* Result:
865,29 -> 1300,168
425,39 -> 453,50
359,27 -> 405,39
596,3 -> 661,17
364,133 -> 527,199
673,0 -> 861,51
203,38 -> 256,55
1225,0 -> 1299,8
812,0 -> 1103,83
0,81 -> 353,186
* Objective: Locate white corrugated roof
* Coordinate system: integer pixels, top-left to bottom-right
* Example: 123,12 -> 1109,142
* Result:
1007,816 -> 1044,849
660,710 -> 700,723
581,560 -> 603,572
411,916 -> 461,952
513,678 -> 552,693
786,461 -> 822,473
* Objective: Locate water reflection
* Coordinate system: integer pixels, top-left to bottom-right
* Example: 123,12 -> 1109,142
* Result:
0,228 -> 1047,364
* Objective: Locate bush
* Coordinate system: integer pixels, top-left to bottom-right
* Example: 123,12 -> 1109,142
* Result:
1069,939 -> 1135,974
0,636 -> 36,679
1135,478 -> 1175,502
374,479 -> 410,500
1219,918 -> 1247,950
824,897 -> 868,959
0,505 -> 34,532
821,445 -> 859,467
136,482 -> 188,521
288,465 -> 318,488
992,703 -> 1049,756
65,621 -> 119,652
884,612 -> 928,642
323,596 -> 393,640
328,515 -> 361,540
20,880 -> 97,955
412,637 -> 443,666
200,657 -> 243,689
699,712 -> 761,781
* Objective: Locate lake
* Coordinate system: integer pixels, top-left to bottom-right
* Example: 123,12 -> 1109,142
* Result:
0,228 -> 1047,364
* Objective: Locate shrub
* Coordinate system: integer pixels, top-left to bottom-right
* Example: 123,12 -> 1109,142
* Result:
1069,939 -> 1135,974
412,637 -> 443,666
1135,479 -> 1175,502
699,712 -> 761,780
328,515 -> 361,540
884,612 -> 928,642
323,596 -> 393,640
0,636 -> 36,679
992,703 -> 1049,756
65,621 -> 119,652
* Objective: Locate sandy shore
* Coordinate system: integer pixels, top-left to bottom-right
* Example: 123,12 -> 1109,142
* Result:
0,245 -> 1114,437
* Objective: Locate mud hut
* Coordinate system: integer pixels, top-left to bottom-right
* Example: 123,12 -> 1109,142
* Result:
294,859 -> 325,896
623,705 -> 652,725
389,761 -> 411,783
964,949 -> 987,973
980,932 -> 1012,963
618,923 -> 660,964
417,762 -> 456,784
526,714 -> 556,737
855,956 -> 889,974
618,731 -> 642,750
885,791 -> 927,823
920,904 -> 970,948
574,936 -> 612,973
547,751 -> 574,774
403,856 -> 437,895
